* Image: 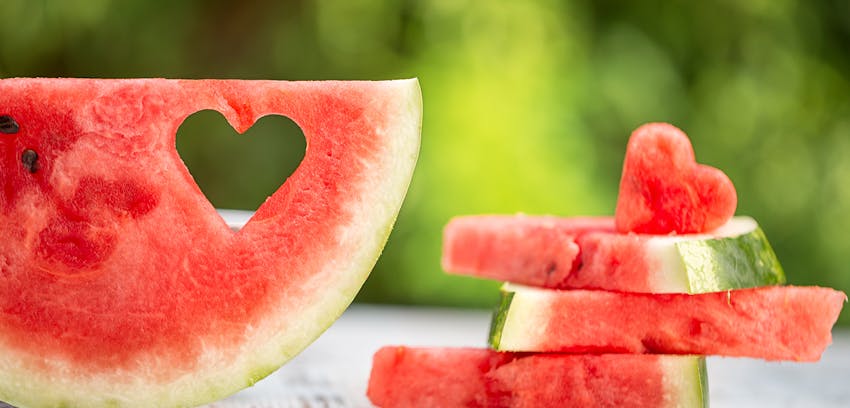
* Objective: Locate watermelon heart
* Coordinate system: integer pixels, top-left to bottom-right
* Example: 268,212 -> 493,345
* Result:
176,111 -> 306,210
615,123 -> 737,234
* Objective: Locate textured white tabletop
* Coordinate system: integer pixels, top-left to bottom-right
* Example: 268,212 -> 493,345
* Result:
209,304 -> 850,408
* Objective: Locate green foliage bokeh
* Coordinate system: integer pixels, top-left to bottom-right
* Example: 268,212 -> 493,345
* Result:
2,0 -> 849,324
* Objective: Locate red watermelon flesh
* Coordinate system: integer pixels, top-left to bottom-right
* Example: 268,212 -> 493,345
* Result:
442,215 -> 612,288
367,346 -> 707,408
0,78 -> 420,407
493,285 -> 846,361
443,215 -> 784,293
615,123 -> 737,234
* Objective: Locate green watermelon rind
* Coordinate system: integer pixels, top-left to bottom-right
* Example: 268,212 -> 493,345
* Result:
0,79 -> 422,408
697,358 -> 709,407
677,223 -> 785,293
488,291 -> 514,349
637,216 -> 785,293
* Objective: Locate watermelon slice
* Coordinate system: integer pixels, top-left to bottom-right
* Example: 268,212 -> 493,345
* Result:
0,78 -> 421,407
443,215 -> 785,293
490,284 -> 846,361
615,122 -> 737,234
367,346 -> 708,408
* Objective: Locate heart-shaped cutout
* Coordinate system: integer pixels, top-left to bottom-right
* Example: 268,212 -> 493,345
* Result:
176,110 -> 306,211
615,123 -> 737,234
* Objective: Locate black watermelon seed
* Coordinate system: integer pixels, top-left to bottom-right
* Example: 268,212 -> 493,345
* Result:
0,116 -> 19,134
21,149 -> 39,174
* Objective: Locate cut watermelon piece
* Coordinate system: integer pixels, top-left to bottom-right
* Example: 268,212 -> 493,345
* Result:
443,215 -> 785,293
615,123 -> 737,234
367,346 -> 708,408
0,78 -> 421,407
490,285 -> 846,361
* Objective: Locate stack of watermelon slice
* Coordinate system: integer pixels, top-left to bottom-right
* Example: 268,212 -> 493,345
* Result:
368,123 -> 846,407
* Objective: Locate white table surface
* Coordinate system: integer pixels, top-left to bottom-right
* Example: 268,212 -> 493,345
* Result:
209,304 -> 850,408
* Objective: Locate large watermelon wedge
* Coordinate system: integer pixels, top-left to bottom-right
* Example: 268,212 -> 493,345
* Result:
367,347 -> 708,408
443,215 -> 784,293
0,78 -> 421,407
490,284 -> 846,361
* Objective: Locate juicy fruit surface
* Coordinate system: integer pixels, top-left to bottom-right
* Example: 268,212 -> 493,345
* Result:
615,123 -> 737,234
442,215 -> 611,288
0,78 -> 421,407
443,215 -> 784,293
367,347 -> 707,408
492,285 -> 845,361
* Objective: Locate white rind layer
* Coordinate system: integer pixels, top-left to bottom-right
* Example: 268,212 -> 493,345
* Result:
496,284 -> 554,351
660,356 -> 708,407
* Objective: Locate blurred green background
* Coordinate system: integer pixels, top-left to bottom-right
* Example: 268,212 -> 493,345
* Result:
2,0 -> 848,324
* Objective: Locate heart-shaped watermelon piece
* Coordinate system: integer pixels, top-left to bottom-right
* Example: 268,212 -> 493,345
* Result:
615,123 -> 737,234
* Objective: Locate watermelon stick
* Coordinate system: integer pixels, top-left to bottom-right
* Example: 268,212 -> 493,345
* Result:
491,285 -> 846,362
443,215 -> 785,293
367,347 -> 708,408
